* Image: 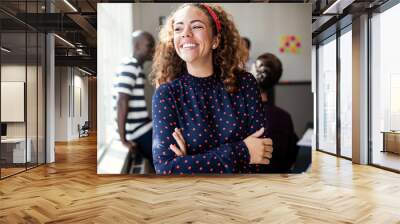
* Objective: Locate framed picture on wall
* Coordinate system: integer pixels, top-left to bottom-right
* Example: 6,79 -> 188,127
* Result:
1,81 -> 25,122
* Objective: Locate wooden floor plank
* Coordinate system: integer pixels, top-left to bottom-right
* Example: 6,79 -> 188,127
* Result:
0,134 -> 400,223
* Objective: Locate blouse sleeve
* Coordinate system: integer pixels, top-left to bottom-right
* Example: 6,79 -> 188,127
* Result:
242,73 -> 269,138
242,73 -> 270,173
152,84 -> 250,174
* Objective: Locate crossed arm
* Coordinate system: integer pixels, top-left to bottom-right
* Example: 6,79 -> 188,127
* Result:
152,80 -> 272,175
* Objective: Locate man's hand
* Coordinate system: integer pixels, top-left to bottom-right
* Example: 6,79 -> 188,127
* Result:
121,140 -> 138,154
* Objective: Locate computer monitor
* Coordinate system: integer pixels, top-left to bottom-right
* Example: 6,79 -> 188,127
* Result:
1,123 -> 7,137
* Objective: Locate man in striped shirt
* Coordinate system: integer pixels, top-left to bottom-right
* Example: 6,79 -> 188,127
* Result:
114,31 -> 155,168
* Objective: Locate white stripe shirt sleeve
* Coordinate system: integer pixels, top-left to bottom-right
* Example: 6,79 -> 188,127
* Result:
132,88 -> 145,96
126,122 -> 152,140
129,100 -> 147,107
117,64 -> 141,75
127,111 -> 149,120
116,69 -> 136,96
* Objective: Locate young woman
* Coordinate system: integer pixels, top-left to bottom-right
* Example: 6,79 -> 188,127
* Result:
151,3 -> 273,174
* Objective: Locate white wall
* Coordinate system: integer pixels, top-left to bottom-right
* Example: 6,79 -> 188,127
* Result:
132,3 -> 312,82
55,66 -> 68,141
54,67 -> 89,141
73,73 -> 89,138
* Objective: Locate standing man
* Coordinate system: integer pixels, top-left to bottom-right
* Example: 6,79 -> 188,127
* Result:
242,37 -> 255,74
114,30 -> 155,166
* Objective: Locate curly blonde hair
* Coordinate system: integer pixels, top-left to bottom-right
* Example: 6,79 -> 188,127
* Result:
151,3 -> 247,94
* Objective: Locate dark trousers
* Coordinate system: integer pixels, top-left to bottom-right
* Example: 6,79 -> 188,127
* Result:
135,128 -> 153,165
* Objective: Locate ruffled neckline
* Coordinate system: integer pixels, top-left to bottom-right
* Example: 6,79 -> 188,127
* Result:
183,72 -> 219,84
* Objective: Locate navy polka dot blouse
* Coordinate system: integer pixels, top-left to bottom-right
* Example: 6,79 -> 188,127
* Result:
152,72 -> 266,174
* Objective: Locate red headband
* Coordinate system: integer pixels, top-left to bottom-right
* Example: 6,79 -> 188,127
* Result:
201,4 -> 222,33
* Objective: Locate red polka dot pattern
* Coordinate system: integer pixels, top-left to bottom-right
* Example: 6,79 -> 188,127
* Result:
152,72 -> 267,174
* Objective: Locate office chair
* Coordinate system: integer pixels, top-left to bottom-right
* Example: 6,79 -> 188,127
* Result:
79,121 -> 90,138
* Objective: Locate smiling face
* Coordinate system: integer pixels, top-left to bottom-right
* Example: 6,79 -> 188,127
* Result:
173,6 -> 218,66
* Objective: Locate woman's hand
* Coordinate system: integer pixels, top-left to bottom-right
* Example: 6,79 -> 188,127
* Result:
243,128 -> 273,164
170,128 -> 187,156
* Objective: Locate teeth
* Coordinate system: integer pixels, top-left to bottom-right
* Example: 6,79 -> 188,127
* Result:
182,43 -> 197,48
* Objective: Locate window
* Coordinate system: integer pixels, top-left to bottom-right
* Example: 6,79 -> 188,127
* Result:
339,28 -> 352,158
371,2 -> 400,171
0,1 -> 47,179
317,36 -> 337,154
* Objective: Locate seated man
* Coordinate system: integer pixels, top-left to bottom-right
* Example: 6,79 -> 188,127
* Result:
113,31 -> 155,171
253,53 -> 299,173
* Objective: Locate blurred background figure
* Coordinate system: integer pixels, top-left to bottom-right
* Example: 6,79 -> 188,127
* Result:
253,53 -> 299,173
242,37 -> 255,74
114,30 -> 155,173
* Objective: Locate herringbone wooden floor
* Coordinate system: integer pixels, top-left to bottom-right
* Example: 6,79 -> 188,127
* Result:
1,134 -> 400,223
